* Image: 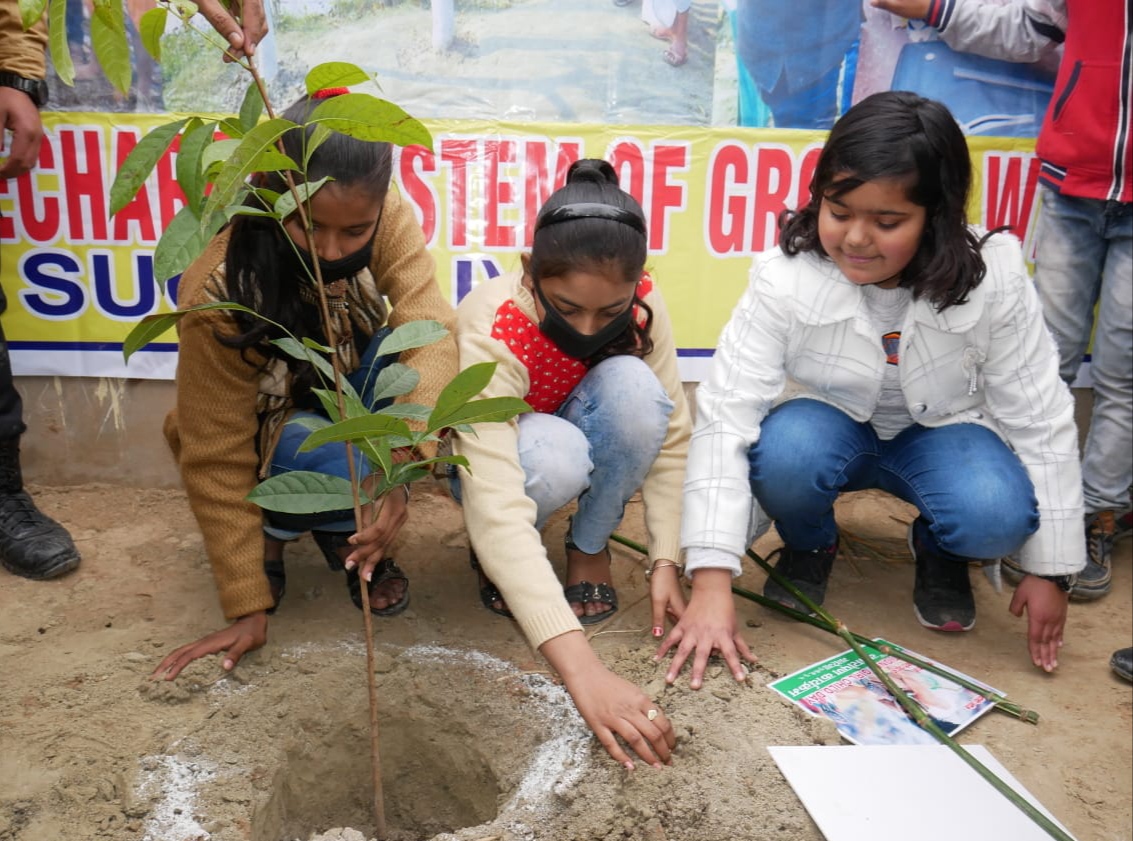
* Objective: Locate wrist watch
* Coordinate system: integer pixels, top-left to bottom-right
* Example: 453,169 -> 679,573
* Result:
0,72 -> 49,108
1035,573 -> 1074,592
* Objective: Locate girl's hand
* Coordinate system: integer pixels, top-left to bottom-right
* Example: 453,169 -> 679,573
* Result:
345,483 -> 409,582
150,612 -> 269,680
649,562 -> 686,638
656,569 -> 756,689
541,632 -> 675,770
1009,575 -> 1069,672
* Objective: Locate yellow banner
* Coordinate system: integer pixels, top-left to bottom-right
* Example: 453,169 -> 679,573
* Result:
0,113 -> 1040,380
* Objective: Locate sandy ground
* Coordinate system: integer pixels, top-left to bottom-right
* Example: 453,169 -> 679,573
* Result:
0,473 -> 1130,841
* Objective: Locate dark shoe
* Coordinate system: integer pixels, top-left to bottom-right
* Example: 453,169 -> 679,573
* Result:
312,530 -> 409,616
1071,510 -> 1115,601
0,490 -> 81,580
1111,647 -> 1133,683
909,519 -> 975,632
762,538 -> 838,613
563,580 -> 619,626
470,549 -> 513,619
564,520 -> 618,625
346,558 -> 410,616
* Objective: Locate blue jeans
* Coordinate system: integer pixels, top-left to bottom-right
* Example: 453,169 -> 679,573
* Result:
748,399 -> 1039,559
450,355 -> 673,553
263,328 -> 395,540
1033,189 -> 1133,513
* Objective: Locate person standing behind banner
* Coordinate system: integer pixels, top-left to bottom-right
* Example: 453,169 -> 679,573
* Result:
0,0 -> 266,581
870,0 -> 1133,603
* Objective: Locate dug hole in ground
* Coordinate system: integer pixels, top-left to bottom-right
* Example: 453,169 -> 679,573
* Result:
0,440 -> 1129,840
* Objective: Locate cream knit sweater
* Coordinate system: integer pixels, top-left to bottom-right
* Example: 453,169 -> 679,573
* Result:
454,270 -> 691,649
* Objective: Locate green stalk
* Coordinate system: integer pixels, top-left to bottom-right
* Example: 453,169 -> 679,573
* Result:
609,532 -> 1037,723
615,532 -> 1073,834
740,551 -> 1038,725
746,546 -> 1072,841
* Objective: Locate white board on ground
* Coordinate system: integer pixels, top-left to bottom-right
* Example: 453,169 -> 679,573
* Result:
767,744 -> 1077,841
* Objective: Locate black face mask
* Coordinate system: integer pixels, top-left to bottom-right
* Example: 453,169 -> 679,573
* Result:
533,280 -> 635,360
282,235 -> 374,284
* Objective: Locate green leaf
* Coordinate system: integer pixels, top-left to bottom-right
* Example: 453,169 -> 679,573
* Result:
430,396 -> 532,432
224,206 -> 276,220
284,415 -> 331,433
152,205 -> 207,288
46,0 -> 73,86
19,0 -> 47,30
123,313 -> 181,361
110,118 -> 189,216
304,124 -> 333,169
377,320 -> 448,356
375,403 -> 431,422
308,94 -> 433,151
139,7 -> 167,61
90,0 -> 131,94
270,337 -> 335,384
218,118 -> 246,140
274,177 -> 330,220
304,61 -> 373,95
248,471 -> 360,514
202,118 -> 296,224
238,82 -> 266,133
367,362 -> 419,402
301,336 -> 333,354
200,138 -> 240,174
311,387 -> 368,423
123,301 -> 266,362
175,119 -> 212,216
427,362 -> 496,428
253,187 -> 282,208
298,415 -> 412,452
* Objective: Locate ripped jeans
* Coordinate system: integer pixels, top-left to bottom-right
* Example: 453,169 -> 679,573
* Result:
450,355 -> 673,552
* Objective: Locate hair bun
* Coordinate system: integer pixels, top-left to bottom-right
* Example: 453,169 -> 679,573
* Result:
566,158 -> 618,186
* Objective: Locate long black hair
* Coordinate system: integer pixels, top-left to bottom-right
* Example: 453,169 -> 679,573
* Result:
529,158 -> 654,363
218,93 -> 393,394
779,90 -> 987,310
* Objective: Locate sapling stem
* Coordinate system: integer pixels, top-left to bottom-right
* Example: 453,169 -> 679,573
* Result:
241,59 -> 390,840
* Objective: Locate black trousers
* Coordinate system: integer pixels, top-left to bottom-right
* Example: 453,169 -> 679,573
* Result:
0,249 -> 28,441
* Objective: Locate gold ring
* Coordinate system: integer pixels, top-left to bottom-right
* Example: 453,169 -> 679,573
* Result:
646,708 -> 659,721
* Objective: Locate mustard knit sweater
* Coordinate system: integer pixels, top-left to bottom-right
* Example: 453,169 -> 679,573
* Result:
165,188 -> 457,620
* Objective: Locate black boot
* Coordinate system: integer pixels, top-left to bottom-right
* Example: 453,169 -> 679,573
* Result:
0,438 -> 81,580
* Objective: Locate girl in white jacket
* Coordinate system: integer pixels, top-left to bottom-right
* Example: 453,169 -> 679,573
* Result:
665,91 -> 1085,689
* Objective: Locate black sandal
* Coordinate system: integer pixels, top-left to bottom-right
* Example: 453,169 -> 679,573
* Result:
312,530 -> 410,616
347,558 -> 410,616
470,549 -> 513,618
563,581 -> 619,625
564,520 -> 619,625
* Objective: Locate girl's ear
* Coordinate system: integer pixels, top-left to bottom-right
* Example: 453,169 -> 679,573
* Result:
520,252 -> 532,277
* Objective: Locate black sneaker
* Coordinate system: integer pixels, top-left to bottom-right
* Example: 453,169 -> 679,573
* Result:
1111,647 -> 1133,683
762,538 -> 838,613
909,519 -> 975,632
1070,510 -> 1114,602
